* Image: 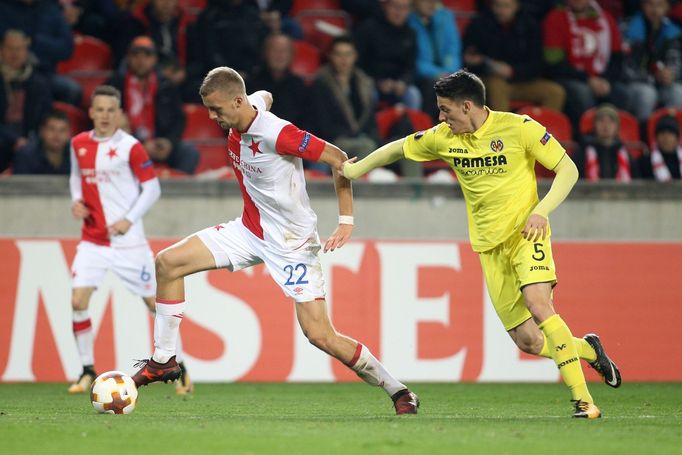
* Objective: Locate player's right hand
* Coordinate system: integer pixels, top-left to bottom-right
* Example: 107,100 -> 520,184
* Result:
339,157 -> 358,179
71,200 -> 90,220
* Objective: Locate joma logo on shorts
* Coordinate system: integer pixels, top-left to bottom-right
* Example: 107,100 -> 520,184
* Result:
529,265 -> 550,271
557,357 -> 578,369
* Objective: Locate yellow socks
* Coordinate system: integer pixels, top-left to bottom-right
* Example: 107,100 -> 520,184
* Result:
539,335 -> 597,363
538,314 -> 593,403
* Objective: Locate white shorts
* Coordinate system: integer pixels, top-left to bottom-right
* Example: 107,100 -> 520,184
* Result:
196,219 -> 326,302
71,241 -> 156,297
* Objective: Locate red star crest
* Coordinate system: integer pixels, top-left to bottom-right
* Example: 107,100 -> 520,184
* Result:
107,148 -> 118,159
214,224 -> 224,231
248,139 -> 261,157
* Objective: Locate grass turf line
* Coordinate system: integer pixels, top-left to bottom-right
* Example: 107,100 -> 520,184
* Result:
0,383 -> 680,454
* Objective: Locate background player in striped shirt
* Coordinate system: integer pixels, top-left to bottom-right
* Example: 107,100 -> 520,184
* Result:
68,85 -> 192,395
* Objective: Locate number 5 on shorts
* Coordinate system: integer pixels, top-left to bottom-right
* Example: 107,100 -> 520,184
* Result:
284,263 -> 308,285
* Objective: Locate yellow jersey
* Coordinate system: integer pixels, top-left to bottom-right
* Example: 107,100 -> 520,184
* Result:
403,108 -> 566,252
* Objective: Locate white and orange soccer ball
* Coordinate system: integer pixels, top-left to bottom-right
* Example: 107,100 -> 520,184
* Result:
90,371 -> 138,414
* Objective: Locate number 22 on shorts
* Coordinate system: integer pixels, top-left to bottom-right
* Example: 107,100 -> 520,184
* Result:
284,263 -> 308,285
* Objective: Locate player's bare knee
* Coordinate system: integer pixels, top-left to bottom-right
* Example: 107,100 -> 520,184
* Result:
71,295 -> 87,311
155,250 -> 179,281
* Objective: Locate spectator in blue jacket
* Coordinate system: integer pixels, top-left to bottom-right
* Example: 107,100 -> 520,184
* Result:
408,0 -> 461,118
0,0 -> 81,106
624,0 -> 682,121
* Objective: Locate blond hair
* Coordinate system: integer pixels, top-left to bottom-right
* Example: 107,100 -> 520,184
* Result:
199,67 -> 246,98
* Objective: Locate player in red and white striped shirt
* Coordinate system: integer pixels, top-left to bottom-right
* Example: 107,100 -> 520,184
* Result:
68,85 -> 191,395
132,67 -> 418,414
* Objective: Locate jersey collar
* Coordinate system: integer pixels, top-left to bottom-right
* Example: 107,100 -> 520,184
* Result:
471,107 -> 493,139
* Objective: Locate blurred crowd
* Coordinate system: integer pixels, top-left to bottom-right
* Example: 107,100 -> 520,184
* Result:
1,0 -> 681,181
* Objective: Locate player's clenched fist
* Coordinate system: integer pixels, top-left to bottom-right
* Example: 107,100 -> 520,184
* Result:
71,200 -> 90,220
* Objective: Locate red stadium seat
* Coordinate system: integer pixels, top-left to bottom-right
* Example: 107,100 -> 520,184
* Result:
296,10 -> 351,53
291,40 -> 320,82
57,35 -> 113,74
376,107 -> 446,172
646,107 -> 682,148
441,0 -> 477,12
290,0 -> 341,16
580,107 -> 645,158
194,142 -> 230,173
71,71 -> 112,110
376,107 -> 433,140
53,101 -> 89,135
517,106 -> 574,179
182,104 -> 225,140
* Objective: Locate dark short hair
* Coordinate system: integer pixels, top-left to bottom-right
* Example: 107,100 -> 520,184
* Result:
91,85 -> 122,103
40,109 -> 70,128
434,70 -> 486,107
330,35 -> 355,51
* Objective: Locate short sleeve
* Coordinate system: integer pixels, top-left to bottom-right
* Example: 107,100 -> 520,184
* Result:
247,93 -> 266,112
275,124 -> 325,161
403,126 -> 439,162
129,142 -> 157,182
520,117 -> 566,171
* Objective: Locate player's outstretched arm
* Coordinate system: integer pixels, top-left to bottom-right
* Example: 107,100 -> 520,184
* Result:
318,143 -> 353,252
340,138 -> 406,180
522,155 -> 579,241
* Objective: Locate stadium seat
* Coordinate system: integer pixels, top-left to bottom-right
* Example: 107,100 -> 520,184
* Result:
517,106 -> 574,179
296,10 -> 351,53
376,106 -> 433,140
290,0 -> 341,16
375,107 -> 446,172
290,40 -> 320,82
53,101 -> 89,135
194,142 -> 229,173
71,72 -> 112,110
441,0 -> 477,12
57,35 -> 113,74
182,104 -> 225,140
646,107 -> 682,148
580,107 -> 645,158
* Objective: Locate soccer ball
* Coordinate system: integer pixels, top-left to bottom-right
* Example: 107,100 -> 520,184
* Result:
90,371 -> 138,414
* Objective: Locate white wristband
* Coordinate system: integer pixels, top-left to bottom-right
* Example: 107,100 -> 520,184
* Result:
338,215 -> 354,225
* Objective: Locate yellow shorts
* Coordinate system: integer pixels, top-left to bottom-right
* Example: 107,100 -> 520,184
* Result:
479,232 -> 557,331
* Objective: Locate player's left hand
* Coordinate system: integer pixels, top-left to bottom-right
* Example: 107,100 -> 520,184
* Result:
324,224 -> 353,253
522,213 -> 548,242
108,218 -> 132,236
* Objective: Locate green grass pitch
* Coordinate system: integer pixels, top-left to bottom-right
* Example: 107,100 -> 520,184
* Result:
1,383 -> 680,454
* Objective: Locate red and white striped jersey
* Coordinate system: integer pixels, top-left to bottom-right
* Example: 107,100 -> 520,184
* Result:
228,95 -> 326,250
70,129 -> 157,247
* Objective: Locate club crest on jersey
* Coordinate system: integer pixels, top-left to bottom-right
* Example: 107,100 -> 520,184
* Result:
298,132 -> 311,153
540,131 -> 551,145
78,147 -> 87,156
490,139 -> 504,153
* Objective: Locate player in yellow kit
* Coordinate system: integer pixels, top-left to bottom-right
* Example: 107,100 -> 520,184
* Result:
340,70 -> 621,418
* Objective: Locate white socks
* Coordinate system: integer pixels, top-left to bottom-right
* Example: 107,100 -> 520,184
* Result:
72,310 -> 94,367
348,343 -> 406,397
152,299 -> 186,364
